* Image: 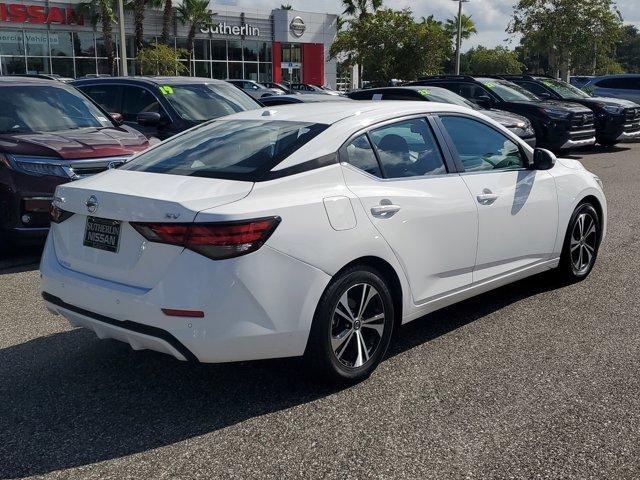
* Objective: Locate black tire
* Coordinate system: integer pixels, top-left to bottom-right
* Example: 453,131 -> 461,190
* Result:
305,265 -> 395,384
557,203 -> 601,282
597,138 -> 618,148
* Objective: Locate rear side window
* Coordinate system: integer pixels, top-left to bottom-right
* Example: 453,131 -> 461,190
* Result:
368,118 -> 447,178
121,120 -> 328,180
82,85 -> 122,112
596,77 -> 640,90
518,81 -> 551,97
343,135 -> 382,177
441,116 -> 524,172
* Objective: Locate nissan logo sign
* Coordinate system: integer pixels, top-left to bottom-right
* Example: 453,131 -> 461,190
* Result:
290,16 -> 306,37
85,195 -> 98,214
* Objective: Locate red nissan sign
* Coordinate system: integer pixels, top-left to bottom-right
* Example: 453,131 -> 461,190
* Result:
0,3 -> 83,25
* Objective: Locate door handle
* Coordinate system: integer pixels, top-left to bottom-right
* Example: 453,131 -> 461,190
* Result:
477,189 -> 499,205
371,204 -> 401,218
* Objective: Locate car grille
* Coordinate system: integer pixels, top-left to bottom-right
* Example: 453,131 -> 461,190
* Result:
624,107 -> 640,133
569,112 -> 595,139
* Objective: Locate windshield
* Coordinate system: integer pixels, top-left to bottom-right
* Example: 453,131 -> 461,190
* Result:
478,78 -> 540,102
0,85 -> 113,134
537,78 -> 591,100
162,83 -> 259,122
419,87 -> 480,110
121,120 -> 328,180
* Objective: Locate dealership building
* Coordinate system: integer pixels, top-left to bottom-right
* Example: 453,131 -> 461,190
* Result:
0,1 -> 339,86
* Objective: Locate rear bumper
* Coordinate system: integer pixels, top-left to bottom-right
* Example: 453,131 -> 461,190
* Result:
40,235 -> 331,363
616,130 -> 640,142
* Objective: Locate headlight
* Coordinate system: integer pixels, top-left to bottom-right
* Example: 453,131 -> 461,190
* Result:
7,155 -> 72,178
542,108 -> 572,120
602,105 -> 625,115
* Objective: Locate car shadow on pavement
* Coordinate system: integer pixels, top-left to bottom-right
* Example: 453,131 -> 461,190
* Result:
562,144 -> 632,159
0,245 -> 42,274
0,271 -> 567,479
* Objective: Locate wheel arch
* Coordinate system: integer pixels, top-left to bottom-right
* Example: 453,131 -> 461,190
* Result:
332,256 -> 404,332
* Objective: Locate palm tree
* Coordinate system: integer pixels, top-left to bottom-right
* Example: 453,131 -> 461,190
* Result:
176,0 -> 215,75
77,0 -> 117,75
445,13 -> 477,41
128,0 -> 162,53
160,0 -> 173,45
341,0 -> 382,20
280,4 -> 293,9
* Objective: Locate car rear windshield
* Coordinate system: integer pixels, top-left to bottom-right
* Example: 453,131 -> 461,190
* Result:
0,85 -> 113,134
121,120 -> 328,180
162,83 -> 259,122
479,79 -> 540,102
538,78 -> 591,100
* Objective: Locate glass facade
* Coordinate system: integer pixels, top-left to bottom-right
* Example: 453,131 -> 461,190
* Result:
0,28 -> 272,82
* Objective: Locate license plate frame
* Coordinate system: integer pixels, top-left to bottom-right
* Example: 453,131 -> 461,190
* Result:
83,216 -> 121,253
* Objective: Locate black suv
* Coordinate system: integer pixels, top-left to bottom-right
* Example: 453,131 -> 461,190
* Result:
72,77 -> 260,140
407,76 -> 596,151
496,75 -> 640,146
348,86 -> 537,147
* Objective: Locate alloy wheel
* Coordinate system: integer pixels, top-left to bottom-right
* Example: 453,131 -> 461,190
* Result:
330,283 -> 386,368
570,212 -> 598,275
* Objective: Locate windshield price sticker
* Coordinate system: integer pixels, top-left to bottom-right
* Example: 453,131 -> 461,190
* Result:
484,82 -> 496,89
418,89 -> 430,97
159,85 -> 174,95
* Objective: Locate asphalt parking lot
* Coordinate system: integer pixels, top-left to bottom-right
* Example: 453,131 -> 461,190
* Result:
1,143 -> 639,480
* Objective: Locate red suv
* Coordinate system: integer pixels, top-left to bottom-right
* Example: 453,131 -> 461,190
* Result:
0,77 -> 149,249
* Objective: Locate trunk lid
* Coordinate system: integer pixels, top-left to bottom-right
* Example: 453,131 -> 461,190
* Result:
51,169 -> 253,288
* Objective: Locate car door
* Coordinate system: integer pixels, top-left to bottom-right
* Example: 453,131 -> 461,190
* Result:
438,114 -> 559,283
79,84 -> 123,114
340,117 -> 478,304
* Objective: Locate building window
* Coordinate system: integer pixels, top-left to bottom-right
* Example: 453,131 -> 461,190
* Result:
51,32 -> 73,58
73,32 -> 96,57
211,40 -> 226,60
244,62 -> 258,81
243,41 -> 259,62
211,61 -> 227,79
228,40 -> 242,61
76,57 -> 97,77
25,30 -> 49,57
51,57 -> 74,77
1,56 -> 26,74
27,56 -> 50,74
228,61 -> 242,79
281,44 -> 301,64
0,29 -> 24,55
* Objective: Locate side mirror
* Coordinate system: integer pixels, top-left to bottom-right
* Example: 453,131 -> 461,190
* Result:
109,112 -> 123,125
475,95 -> 494,108
533,148 -> 556,170
137,112 -> 162,127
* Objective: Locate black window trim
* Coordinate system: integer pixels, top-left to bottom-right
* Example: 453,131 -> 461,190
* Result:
337,113 -> 460,181
435,112 -> 534,174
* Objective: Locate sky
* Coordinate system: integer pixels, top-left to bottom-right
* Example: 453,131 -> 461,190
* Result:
236,0 -> 640,51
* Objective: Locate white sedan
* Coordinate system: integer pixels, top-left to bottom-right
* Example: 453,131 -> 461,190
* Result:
41,102 -> 606,383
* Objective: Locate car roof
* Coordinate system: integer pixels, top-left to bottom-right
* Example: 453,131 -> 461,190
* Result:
0,76 -> 64,86
219,100 -> 473,126
273,94 -> 351,102
71,76 -> 230,86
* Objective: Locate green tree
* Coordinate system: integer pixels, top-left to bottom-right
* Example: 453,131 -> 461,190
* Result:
510,0 -> 623,79
77,0 -> 117,75
461,46 -> 524,75
176,0 -> 216,75
331,8 -> 450,86
616,25 -> 640,73
136,43 -> 188,75
445,13 -> 476,73
280,4 -> 293,9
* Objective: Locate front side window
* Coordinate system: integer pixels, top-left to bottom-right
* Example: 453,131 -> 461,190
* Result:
0,85 -> 113,134
121,120 -> 328,180
82,85 -> 122,113
343,135 -> 382,177
121,86 -> 161,121
441,116 -> 524,172
162,83 -> 259,122
369,118 -> 447,178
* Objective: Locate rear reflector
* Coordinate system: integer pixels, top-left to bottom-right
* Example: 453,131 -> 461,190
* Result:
131,217 -> 281,260
161,308 -> 205,318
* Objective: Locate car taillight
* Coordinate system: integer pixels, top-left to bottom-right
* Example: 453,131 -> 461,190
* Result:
49,204 -> 74,224
131,217 -> 281,260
